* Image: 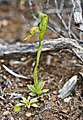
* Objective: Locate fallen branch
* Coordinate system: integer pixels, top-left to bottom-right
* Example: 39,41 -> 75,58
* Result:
0,38 -> 83,62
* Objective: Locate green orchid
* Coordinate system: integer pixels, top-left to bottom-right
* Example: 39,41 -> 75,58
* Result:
24,12 -> 49,97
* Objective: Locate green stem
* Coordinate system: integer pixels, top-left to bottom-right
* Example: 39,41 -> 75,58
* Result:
33,39 -> 42,87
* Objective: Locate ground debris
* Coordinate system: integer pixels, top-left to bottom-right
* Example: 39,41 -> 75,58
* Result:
58,75 -> 77,99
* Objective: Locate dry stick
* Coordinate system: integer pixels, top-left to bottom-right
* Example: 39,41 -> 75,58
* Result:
71,0 -> 83,24
57,11 -> 78,40
71,0 -> 83,39
28,0 -> 37,20
49,19 -> 68,37
45,0 -> 77,39
3,64 -> 28,79
54,0 -> 68,30
46,0 -> 50,8
59,0 -> 64,13
49,15 -> 78,40
48,22 -> 66,37
54,0 -> 78,40
57,13 -> 68,30
68,9 -> 73,38
34,0 -> 40,14
0,38 -> 83,62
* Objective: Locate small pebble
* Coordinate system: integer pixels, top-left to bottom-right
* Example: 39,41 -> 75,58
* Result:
53,91 -> 57,95
0,59 -> 5,63
64,97 -> 71,102
3,111 -> 10,116
61,108 -> 67,113
2,20 -> 9,27
25,112 -> 32,117
21,57 -> 27,61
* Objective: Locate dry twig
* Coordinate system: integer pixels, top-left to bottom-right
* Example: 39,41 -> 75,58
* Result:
3,64 -> 28,79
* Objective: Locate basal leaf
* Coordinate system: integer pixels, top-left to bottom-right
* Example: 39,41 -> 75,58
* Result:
37,81 -> 45,92
28,85 -> 36,93
31,103 -> 38,108
40,89 -> 49,94
29,92 -> 36,96
14,105 -> 21,112
30,97 -> 38,104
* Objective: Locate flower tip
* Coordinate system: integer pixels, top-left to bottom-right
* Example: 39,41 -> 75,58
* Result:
23,37 -> 28,41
